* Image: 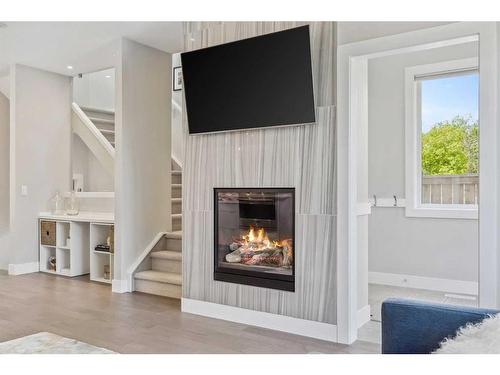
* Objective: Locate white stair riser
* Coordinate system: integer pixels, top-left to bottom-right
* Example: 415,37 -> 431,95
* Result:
135,279 -> 181,299
165,238 -> 182,252
172,200 -> 182,214
152,258 -> 181,273
172,186 -> 182,199
172,173 -> 182,184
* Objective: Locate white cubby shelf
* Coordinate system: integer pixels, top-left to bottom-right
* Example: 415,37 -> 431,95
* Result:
38,213 -> 114,285
90,222 -> 114,284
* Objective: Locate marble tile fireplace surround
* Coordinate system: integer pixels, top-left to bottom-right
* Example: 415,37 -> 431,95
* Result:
181,21 -> 336,340
214,188 -> 295,292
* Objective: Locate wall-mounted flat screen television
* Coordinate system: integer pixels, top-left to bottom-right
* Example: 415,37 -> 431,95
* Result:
181,25 -> 316,134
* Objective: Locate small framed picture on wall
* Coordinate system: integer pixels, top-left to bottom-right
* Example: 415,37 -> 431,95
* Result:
173,66 -> 183,91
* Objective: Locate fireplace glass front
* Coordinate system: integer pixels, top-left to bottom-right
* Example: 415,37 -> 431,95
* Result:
214,188 -> 295,291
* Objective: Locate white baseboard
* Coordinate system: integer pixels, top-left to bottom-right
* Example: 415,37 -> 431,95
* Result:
369,271 -> 478,296
112,279 -> 130,293
8,262 -> 39,275
357,305 -> 371,328
181,298 -> 338,342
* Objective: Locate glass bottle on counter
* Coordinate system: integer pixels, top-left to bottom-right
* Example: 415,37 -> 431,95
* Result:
65,191 -> 80,216
50,191 -> 65,215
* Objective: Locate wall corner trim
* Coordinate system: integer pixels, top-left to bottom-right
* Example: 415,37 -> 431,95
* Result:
357,305 -> 371,328
8,262 -> 39,275
181,298 -> 338,342
112,279 -> 130,293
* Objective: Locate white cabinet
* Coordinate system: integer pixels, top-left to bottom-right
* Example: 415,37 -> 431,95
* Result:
38,213 -> 114,283
39,220 -> 90,277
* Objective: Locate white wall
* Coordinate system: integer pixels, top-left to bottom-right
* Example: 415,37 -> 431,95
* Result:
337,22 -> 453,45
114,39 -> 171,284
7,64 -> 71,266
72,134 -> 114,192
367,42 -> 479,283
0,75 -> 9,98
171,53 -> 183,166
73,68 -> 115,111
0,92 -> 9,269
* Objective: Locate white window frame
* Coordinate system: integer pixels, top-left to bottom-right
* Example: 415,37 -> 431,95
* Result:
405,57 -> 479,220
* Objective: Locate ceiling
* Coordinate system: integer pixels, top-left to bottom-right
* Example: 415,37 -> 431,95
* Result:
0,22 -> 184,77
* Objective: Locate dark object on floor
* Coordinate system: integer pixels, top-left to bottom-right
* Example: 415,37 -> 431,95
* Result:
381,298 -> 499,354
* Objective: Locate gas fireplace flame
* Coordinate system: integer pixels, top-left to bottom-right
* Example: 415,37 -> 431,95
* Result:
241,226 -> 286,251
227,225 -> 293,268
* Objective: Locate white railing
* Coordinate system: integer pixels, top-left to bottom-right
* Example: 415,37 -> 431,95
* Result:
421,174 -> 478,205
71,102 -> 115,174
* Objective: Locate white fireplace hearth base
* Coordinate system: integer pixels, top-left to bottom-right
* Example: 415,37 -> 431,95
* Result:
181,298 -> 338,342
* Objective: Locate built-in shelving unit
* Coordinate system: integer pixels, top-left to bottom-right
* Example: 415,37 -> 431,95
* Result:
38,212 -> 114,284
90,223 -> 114,284
39,244 -> 57,274
39,219 -> 90,277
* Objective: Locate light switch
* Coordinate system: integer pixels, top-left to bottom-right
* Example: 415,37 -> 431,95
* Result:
21,185 -> 28,196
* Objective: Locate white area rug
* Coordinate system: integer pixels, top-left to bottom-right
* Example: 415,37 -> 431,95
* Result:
434,313 -> 500,354
0,332 -> 116,354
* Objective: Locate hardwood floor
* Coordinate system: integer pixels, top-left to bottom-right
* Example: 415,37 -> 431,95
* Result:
0,271 -> 379,354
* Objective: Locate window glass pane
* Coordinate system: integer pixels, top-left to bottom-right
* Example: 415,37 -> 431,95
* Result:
420,72 -> 479,205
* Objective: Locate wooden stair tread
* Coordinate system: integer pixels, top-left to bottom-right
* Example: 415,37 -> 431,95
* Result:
88,117 -> 115,125
171,198 -> 182,202
134,270 -> 181,285
151,250 -> 181,261
171,170 -> 181,175
81,106 -> 115,115
172,213 -> 182,219
98,128 -> 115,135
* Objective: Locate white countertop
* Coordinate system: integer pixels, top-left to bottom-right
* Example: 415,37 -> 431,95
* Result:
39,211 -> 114,224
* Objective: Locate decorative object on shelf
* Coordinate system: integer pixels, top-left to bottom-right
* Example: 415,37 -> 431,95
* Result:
72,173 -> 84,192
95,244 -> 110,252
40,221 -> 56,246
65,191 -> 80,216
66,236 -> 71,247
48,256 -> 56,271
108,226 -> 114,253
103,265 -> 110,280
173,66 -> 182,91
50,192 -> 65,215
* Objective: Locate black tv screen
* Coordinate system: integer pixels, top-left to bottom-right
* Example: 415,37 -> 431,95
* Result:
181,25 -> 316,134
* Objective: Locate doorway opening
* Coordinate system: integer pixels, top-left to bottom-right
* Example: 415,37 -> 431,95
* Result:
337,22 -> 498,345
358,40 -> 479,344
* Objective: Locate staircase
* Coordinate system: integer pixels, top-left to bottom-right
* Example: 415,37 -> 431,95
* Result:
74,103 -> 183,298
133,159 -> 183,299
80,106 -> 115,148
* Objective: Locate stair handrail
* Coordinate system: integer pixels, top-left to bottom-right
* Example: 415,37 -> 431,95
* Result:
71,102 -> 115,158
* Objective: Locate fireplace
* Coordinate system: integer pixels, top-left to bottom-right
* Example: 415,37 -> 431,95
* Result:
214,188 -> 295,292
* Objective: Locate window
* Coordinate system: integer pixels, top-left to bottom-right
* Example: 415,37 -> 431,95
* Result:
405,58 -> 479,219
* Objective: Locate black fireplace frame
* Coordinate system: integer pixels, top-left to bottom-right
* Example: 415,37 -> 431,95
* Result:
213,187 -> 295,292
